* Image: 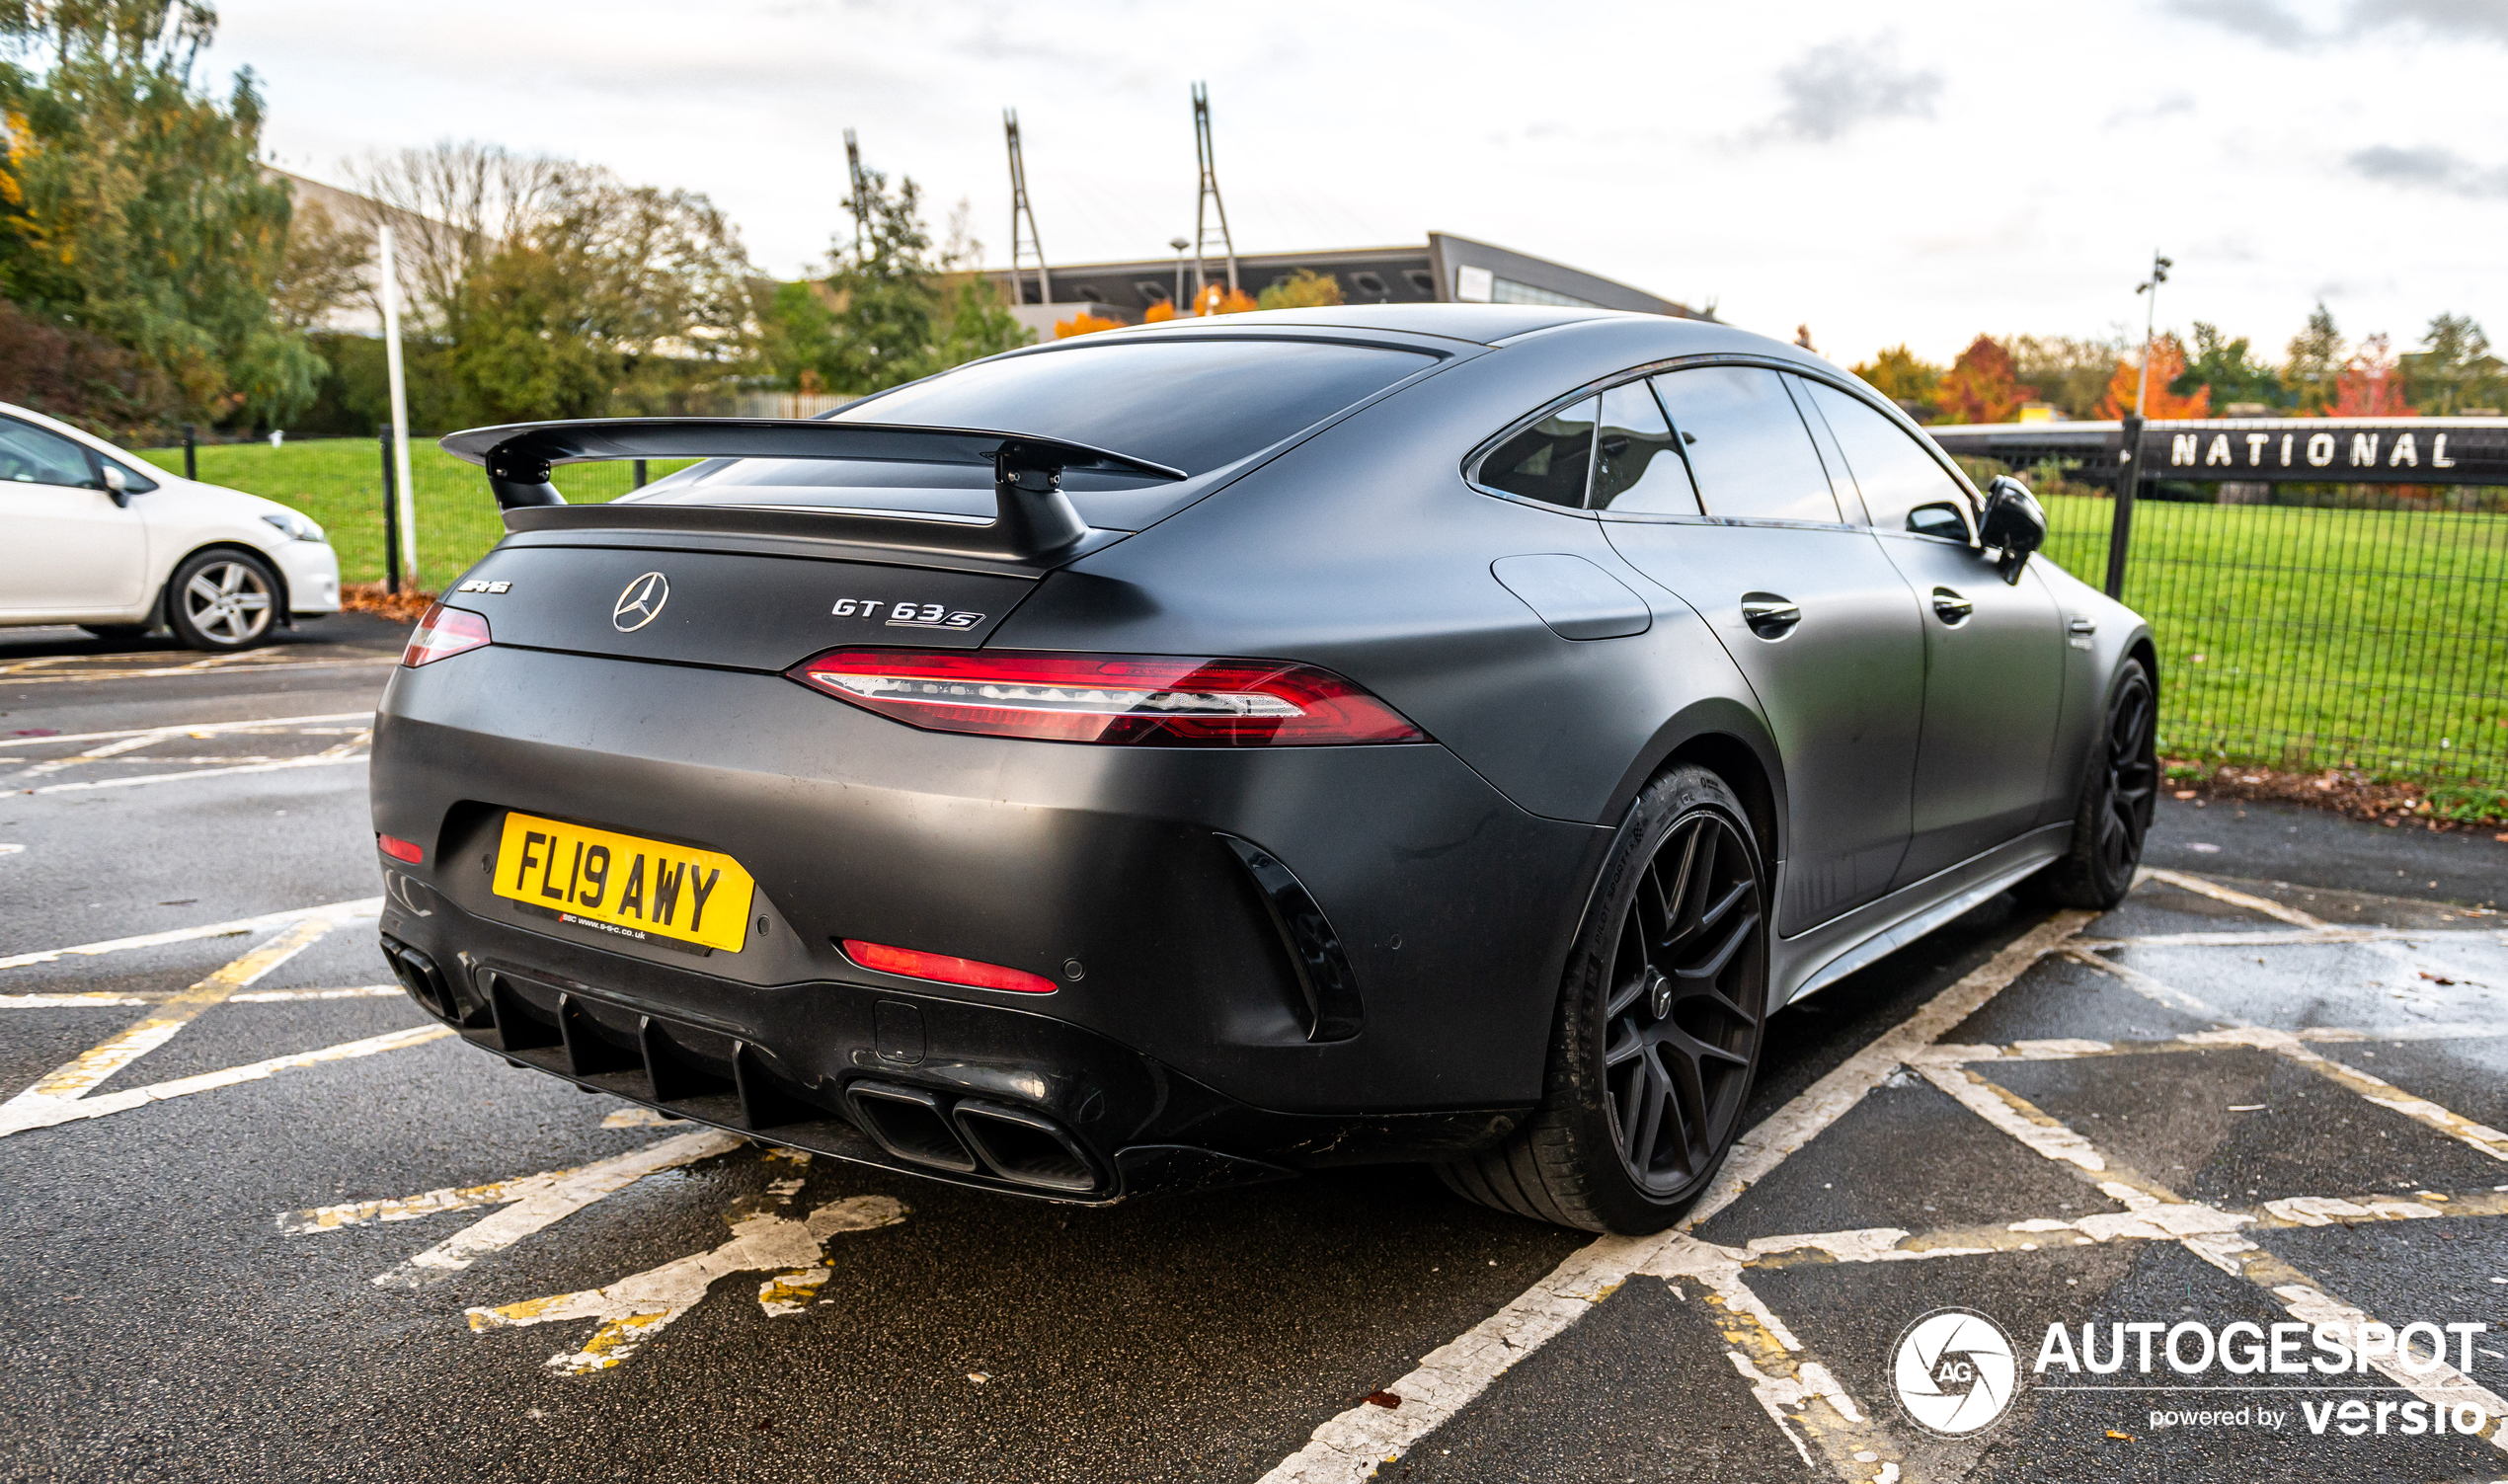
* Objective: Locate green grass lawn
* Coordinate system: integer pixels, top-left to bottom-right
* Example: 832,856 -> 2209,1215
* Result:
2040,495 -> 2508,781
133,438 -> 694,593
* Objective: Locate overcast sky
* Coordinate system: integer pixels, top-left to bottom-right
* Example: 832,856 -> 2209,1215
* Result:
223,0 -> 2504,368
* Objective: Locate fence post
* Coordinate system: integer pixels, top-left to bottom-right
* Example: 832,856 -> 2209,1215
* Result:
2104,414 -> 2142,600
182,424 -> 196,482
379,423 -> 401,596
633,458 -> 648,491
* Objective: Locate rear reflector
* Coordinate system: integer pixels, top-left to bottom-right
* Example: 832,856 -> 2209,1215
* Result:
841,939 -> 1057,994
402,603 -> 491,666
376,833 -> 424,864
789,649 -> 1427,745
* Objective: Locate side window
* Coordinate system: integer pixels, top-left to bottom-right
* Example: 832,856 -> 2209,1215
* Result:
0,418 -> 102,490
1590,381 -> 1699,514
1649,366 -> 1841,523
1479,395 -> 1596,508
1800,380 -> 1976,541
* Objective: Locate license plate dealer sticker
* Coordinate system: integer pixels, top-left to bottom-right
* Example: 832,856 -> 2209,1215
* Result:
493,812 -> 756,954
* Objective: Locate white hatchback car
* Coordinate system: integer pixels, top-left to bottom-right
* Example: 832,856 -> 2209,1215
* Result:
0,402 -> 341,650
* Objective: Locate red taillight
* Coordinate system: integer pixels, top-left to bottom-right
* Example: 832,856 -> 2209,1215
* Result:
841,939 -> 1057,994
377,833 -> 425,864
787,649 -> 1427,745
402,603 -> 491,666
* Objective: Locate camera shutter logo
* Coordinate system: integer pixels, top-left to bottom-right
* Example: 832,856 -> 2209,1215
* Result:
1893,1308 -> 2020,1436
612,573 -> 669,632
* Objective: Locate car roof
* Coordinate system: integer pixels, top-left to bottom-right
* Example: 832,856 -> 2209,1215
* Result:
1105,303 -> 1624,346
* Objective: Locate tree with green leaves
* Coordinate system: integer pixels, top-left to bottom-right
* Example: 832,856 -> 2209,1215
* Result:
805,172 -> 1028,396
2400,313 -> 2499,416
2283,302 -> 2343,415
0,0 -> 320,428
2171,322 -> 2288,411
1848,345 -> 1943,418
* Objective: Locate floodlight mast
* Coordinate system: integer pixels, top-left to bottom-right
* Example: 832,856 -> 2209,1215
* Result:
1190,82 -> 1236,303
2133,249 -> 2172,418
844,128 -> 870,242
1004,109 -> 1051,307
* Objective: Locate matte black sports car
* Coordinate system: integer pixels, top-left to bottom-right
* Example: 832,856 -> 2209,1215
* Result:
371,304 -> 2155,1233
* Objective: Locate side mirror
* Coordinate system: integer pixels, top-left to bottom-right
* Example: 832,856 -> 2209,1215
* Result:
1979,475 -> 2045,585
101,463 -> 129,508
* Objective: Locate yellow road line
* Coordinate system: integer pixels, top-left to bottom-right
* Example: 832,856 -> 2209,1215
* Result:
2,915 -> 338,1111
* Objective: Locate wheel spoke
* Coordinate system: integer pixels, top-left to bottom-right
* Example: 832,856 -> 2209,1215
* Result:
217,564 -> 245,594
230,591 -> 271,611
1672,902 -> 1758,987
1624,1054 -> 1668,1171
1604,1020 -> 1645,1067
187,576 -> 223,605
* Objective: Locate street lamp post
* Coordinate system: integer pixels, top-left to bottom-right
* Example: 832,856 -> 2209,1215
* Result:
1170,237 -> 1190,314
2133,250 -> 2172,418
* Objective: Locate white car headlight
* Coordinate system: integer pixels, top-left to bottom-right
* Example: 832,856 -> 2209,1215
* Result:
262,510 -> 327,543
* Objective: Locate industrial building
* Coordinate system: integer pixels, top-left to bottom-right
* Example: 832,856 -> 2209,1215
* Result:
989,231 -> 1705,339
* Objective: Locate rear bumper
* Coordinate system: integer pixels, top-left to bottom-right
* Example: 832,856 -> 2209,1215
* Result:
371,645 -> 1608,1196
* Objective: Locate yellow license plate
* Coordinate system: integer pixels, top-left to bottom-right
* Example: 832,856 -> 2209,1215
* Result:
493,812 -> 756,954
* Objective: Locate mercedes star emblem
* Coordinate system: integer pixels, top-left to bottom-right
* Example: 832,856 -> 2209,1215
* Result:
612,572 -> 669,632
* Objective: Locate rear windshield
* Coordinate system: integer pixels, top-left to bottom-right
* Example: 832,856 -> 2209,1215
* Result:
636,336 -> 1437,524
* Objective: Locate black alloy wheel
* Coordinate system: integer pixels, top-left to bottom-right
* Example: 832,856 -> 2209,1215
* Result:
1439,765 -> 1769,1233
1602,809 -> 1763,1195
2031,659 -> 2157,909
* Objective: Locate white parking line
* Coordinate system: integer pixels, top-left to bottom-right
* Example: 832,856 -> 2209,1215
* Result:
30,740 -> 368,794
371,1130 -> 748,1289
1935,1062 -> 2508,1449
0,898 -> 382,970
1256,909 -> 2094,1484
0,712 -> 369,750
0,1024 -> 451,1138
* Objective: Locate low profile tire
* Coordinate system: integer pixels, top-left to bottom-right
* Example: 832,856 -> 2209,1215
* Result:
2027,658 -> 2157,910
1439,765 -> 1770,1234
166,549 -> 279,651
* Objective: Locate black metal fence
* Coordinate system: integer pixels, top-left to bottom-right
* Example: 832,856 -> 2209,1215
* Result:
1933,417 -> 2508,784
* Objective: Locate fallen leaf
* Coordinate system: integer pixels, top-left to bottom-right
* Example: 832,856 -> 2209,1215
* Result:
967,1372 -> 988,1383
2108,1430 -> 2135,1442
1363,1390 -> 1402,1409
2420,972 -> 2456,985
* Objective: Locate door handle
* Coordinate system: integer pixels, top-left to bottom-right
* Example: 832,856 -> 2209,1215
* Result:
1930,586 -> 1974,625
1741,593 -> 1801,639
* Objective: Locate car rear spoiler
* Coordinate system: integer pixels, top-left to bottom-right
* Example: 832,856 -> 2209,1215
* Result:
438,418 -> 1188,563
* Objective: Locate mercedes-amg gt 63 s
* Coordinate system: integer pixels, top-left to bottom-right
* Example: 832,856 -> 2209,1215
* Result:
370,305 -> 2155,1233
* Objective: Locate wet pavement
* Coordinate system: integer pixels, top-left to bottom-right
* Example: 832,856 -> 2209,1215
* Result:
2,615 -> 2504,1482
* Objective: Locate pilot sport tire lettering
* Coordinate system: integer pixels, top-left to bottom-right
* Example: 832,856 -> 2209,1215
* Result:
1438,764 -> 1768,1234
2027,658 -> 2156,910
166,548 -> 279,652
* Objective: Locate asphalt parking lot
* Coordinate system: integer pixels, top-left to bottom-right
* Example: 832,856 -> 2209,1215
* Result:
3,616 -> 2504,1483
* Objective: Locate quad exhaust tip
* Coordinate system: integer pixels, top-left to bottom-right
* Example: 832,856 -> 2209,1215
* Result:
842,1080 -> 1099,1194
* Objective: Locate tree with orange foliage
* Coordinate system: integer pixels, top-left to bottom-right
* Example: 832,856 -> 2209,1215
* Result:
1932,336 -> 2037,425
2093,334 -> 2210,419
1143,300 -> 1179,323
1054,309 -> 1124,339
2326,334 -> 2416,417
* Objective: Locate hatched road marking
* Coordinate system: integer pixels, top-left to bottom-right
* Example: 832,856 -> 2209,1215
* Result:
465,1161 -> 907,1374
1256,909 -> 2096,1484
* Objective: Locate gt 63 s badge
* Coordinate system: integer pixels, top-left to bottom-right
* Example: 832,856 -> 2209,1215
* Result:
831,597 -> 982,631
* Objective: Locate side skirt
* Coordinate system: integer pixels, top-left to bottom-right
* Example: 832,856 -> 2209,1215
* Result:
1771,822 -> 2070,1008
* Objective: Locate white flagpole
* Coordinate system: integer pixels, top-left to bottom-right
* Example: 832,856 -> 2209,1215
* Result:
377,224 -> 419,588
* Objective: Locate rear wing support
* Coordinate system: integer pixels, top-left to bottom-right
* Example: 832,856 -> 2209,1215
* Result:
440,418 -> 1187,563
